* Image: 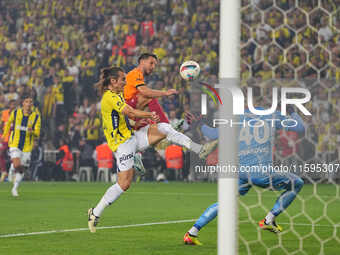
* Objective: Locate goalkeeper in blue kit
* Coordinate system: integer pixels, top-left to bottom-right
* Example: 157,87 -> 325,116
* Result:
184,108 -> 305,245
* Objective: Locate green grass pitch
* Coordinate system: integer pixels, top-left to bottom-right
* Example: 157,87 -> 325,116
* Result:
0,182 -> 339,254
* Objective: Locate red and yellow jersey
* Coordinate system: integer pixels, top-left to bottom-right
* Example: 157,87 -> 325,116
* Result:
124,68 -> 145,101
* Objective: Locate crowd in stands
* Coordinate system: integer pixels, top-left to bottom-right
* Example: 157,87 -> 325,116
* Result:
0,0 -> 338,181
241,0 -> 340,168
0,0 -> 219,181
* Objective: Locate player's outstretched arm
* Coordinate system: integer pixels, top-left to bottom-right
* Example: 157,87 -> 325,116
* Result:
137,86 -> 177,98
122,104 -> 159,122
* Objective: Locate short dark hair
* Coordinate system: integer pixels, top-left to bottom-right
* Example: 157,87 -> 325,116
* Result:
21,93 -> 33,102
138,53 -> 158,64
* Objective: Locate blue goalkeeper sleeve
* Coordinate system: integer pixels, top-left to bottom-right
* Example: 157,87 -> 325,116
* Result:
194,203 -> 218,230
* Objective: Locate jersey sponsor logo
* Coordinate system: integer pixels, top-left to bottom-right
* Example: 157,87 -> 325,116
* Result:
119,153 -> 133,163
16,126 -> 29,131
238,146 -> 269,156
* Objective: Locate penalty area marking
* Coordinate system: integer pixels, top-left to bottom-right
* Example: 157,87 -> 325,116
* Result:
0,219 -> 196,239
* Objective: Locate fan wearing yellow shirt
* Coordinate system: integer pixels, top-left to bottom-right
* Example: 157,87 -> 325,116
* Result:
87,67 -> 218,233
2,93 -> 41,197
83,107 -> 101,148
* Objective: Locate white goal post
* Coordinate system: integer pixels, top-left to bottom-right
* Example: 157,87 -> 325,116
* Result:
218,0 -> 240,255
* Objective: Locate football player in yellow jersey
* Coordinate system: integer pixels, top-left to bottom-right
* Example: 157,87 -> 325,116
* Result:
2,93 -> 41,197
87,67 -> 218,233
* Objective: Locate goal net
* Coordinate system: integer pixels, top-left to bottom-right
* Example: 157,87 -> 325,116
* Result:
235,0 -> 340,254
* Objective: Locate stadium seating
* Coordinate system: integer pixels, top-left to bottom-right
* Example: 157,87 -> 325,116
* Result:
96,168 -> 111,182
79,166 -> 93,182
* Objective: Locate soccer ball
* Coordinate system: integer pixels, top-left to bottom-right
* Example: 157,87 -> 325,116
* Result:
180,60 -> 200,81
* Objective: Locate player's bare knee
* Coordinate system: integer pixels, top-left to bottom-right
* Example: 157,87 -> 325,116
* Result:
119,180 -> 131,191
118,175 -> 132,191
13,162 -> 22,171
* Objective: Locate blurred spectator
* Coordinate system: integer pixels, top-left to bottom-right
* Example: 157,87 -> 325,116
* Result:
30,140 -> 43,181
1,99 -> 16,142
93,140 -> 114,180
0,135 -> 8,182
5,84 -> 19,102
56,138 -> 74,181
140,13 -> 156,42
143,147 -> 166,181
83,106 -> 101,148
54,123 -> 66,146
169,110 -> 180,128
123,24 -> 137,56
78,137 -> 95,168
165,144 -> 183,180
0,59 -> 8,81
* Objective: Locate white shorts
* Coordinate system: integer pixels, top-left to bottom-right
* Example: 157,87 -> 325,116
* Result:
114,125 -> 150,172
9,147 -> 31,167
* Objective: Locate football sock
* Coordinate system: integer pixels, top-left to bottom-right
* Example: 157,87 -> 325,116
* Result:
148,98 -> 169,123
93,183 -> 124,217
157,123 -> 202,154
193,203 -> 218,231
188,226 -> 199,237
8,164 -> 15,182
13,172 -> 23,191
265,211 -> 275,224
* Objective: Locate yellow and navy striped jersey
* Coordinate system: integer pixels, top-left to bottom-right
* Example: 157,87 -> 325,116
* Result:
100,90 -> 133,152
2,108 -> 41,152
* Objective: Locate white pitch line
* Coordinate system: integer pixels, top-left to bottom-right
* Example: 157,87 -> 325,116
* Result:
239,220 -> 340,228
0,219 -> 196,239
2,219 -> 338,239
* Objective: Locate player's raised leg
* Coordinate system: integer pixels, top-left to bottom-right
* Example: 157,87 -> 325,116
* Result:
146,122 -> 218,159
184,203 -> 218,245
